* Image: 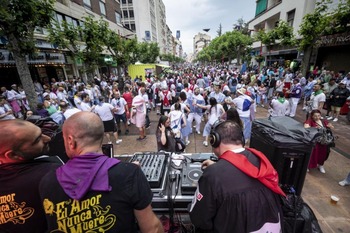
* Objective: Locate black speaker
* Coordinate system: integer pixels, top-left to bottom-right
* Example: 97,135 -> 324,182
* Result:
250,133 -> 311,196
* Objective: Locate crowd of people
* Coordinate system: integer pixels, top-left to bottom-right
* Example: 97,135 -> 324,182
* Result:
1,64 -> 350,232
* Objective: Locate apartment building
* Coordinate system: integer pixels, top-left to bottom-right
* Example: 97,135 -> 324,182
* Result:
120,0 -> 168,54
248,0 -> 316,66
248,0 -> 350,72
193,33 -> 211,56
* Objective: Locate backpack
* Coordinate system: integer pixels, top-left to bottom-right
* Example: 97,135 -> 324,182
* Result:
242,98 -> 252,111
162,90 -> 170,107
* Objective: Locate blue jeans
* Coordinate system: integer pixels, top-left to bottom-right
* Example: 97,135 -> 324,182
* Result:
241,116 -> 251,140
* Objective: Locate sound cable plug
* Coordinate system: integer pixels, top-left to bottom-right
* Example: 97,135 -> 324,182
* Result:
169,171 -> 177,182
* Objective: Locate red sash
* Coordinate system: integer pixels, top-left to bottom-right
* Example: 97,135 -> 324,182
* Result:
221,148 -> 286,197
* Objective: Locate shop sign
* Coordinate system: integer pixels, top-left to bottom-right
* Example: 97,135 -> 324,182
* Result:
35,40 -> 58,49
317,32 -> 350,47
0,49 -> 65,64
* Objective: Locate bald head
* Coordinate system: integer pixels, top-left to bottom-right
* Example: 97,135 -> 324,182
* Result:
0,120 -> 31,153
62,112 -> 104,157
0,120 -> 51,163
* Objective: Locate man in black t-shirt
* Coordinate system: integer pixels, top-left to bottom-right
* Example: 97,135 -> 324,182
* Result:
39,112 -> 163,233
0,120 -> 63,233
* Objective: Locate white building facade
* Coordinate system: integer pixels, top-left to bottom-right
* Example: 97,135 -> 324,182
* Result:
248,0 -> 317,66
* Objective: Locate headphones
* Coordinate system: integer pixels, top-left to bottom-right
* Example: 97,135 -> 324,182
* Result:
209,120 -> 245,148
209,120 -> 225,148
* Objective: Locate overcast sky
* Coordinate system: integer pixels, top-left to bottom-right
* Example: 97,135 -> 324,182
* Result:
163,0 -> 256,55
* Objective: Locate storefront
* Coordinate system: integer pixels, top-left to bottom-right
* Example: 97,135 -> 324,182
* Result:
315,32 -> 350,73
0,48 -> 67,87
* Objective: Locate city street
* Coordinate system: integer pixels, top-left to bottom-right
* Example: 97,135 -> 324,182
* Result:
111,105 -> 350,233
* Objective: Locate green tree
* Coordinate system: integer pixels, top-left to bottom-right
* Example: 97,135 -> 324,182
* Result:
137,42 -> 160,64
298,0 -> 350,74
255,20 -> 295,65
80,17 -> 108,77
0,0 -> 55,110
102,29 -> 139,67
217,23 -> 222,37
48,19 -> 82,64
49,16 -> 108,80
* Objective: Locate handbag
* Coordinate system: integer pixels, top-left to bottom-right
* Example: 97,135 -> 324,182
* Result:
174,137 -> 186,152
316,121 -> 335,147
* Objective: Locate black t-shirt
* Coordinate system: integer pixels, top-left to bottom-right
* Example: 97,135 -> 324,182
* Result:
189,150 -> 282,233
0,157 -> 63,233
156,128 -> 176,152
39,162 -> 153,233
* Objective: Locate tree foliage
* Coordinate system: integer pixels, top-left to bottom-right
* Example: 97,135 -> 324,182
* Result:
195,30 -> 253,64
0,0 -> 55,110
255,20 -> 296,50
160,53 -> 185,63
217,23 -> 222,37
298,0 -> 350,51
137,42 -> 160,64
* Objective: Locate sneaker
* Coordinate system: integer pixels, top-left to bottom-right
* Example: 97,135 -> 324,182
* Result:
318,165 -> 326,174
185,140 -> 190,146
108,141 -> 112,144
307,169 -> 310,173
127,121 -> 131,126
203,141 -> 208,147
146,124 -> 151,129
302,106 -> 307,110
125,129 -> 129,135
325,115 -> 329,118
327,116 -> 333,120
115,139 -> 122,144
333,118 -> 338,122
338,180 -> 350,187
196,131 -> 201,135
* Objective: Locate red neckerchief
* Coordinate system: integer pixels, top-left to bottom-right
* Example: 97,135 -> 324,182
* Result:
221,148 -> 286,197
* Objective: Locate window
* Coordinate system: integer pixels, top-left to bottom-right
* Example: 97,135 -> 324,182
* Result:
123,10 -> 128,18
55,13 -> 64,27
128,0 -> 132,3
287,9 -> 296,27
130,24 -> 136,31
129,10 -> 134,18
121,0 -> 126,3
99,1 -> 106,17
255,0 -> 267,16
115,11 -> 122,24
83,0 -> 91,9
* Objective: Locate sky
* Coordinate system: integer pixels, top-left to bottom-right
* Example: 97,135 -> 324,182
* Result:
163,0 -> 256,55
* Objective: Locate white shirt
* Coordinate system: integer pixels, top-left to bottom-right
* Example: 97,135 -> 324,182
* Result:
0,104 -> 16,120
270,99 -> 291,117
233,95 -> 253,118
63,108 -> 81,119
111,97 -> 127,115
94,103 -> 114,121
80,101 -> 92,111
310,92 -> 326,110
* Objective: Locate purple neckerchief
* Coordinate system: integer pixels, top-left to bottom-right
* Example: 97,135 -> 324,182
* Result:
56,153 -> 120,200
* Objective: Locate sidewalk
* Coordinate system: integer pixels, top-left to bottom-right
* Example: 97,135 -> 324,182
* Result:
112,106 -> 350,233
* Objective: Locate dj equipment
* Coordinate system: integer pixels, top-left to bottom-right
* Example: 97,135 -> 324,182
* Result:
181,163 -> 203,195
129,152 -> 169,190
